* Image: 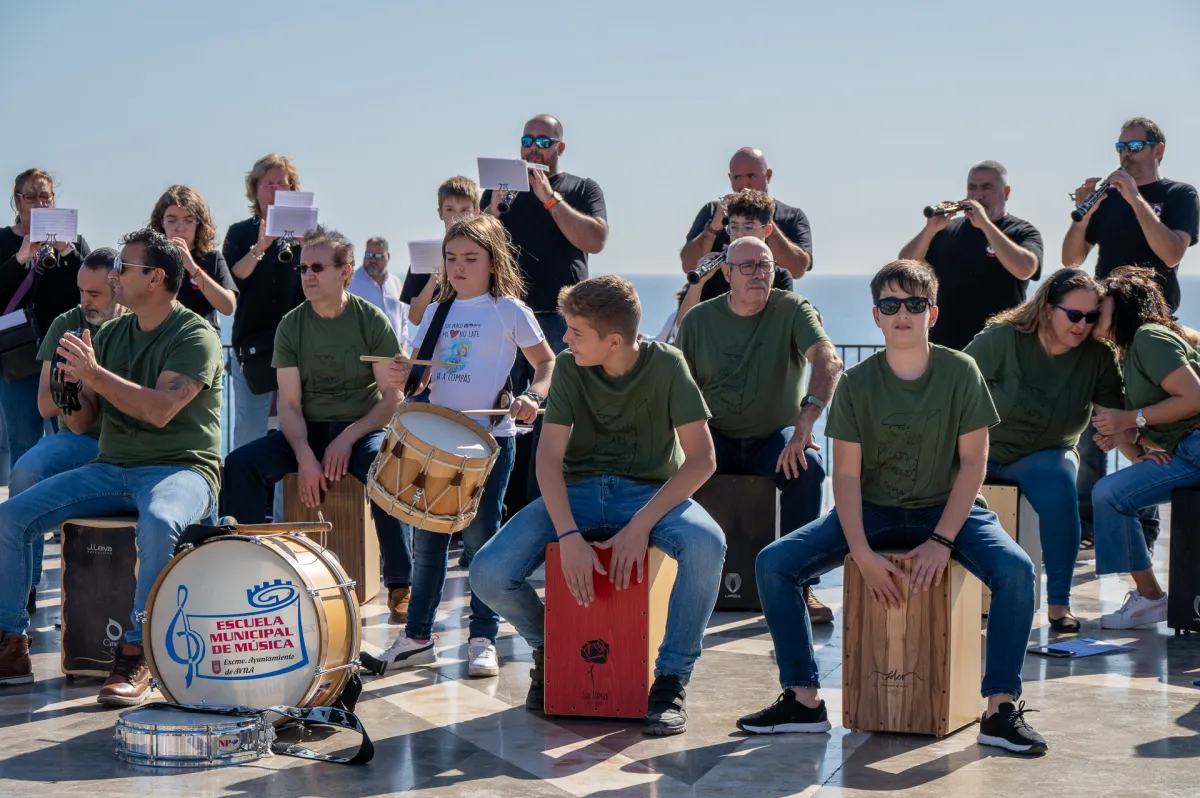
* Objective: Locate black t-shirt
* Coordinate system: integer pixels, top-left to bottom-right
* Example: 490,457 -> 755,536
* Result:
926,214 -> 1044,351
222,217 -> 305,348
684,199 -> 811,301
480,172 -> 607,313
0,226 -> 92,337
177,250 -> 237,330
1085,178 -> 1200,311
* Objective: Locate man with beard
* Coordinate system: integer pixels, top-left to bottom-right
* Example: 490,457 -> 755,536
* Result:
899,160 -> 1043,351
350,236 -> 410,353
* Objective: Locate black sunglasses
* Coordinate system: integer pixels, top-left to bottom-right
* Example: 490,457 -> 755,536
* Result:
1114,140 -> 1160,154
1053,304 -> 1101,324
876,296 -> 931,315
521,135 -> 560,149
295,263 -> 328,274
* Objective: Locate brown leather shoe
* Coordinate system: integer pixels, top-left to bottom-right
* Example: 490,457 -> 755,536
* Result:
388,586 -> 411,624
0,633 -> 34,686
525,646 -> 544,711
97,643 -> 151,707
804,586 -> 834,625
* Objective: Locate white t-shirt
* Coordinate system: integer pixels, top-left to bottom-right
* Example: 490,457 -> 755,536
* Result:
412,293 -> 544,437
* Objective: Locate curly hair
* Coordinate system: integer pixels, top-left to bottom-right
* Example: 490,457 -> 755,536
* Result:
437,215 -> 525,302
1102,266 -> 1183,354
726,189 -> 775,226
149,185 -> 218,258
988,268 -> 1102,348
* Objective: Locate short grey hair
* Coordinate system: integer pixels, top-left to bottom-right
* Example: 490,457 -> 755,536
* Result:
365,236 -> 389,253
969,160 -> 1008,186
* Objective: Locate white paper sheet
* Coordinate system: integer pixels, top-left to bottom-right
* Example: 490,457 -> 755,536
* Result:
266,206 -> 319,237
477,158 -> 531,192
29,208 -> 78,243
407,239 -> 444,275
0,310 -> 27,332
272,191 -> 314,208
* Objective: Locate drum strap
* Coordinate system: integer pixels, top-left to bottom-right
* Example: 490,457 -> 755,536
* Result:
405,296 -> 455,399
141,701 -> 375,765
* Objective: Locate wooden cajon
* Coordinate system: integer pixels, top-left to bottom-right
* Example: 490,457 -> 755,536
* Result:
842,552 -> 982,736
543,543 -> 677,718
60,517 -> 138,677
283,474 -> 379,604
1168,487 -> 1200,634
980,483 -> 1043,612
692,474 -> 779,611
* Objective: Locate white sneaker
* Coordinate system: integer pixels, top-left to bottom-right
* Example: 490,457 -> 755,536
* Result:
1100,590 -> 1168,629
467,637 -> 499,678
364,631 -> 436,675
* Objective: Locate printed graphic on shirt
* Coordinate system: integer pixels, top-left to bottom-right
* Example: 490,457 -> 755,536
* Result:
705,345 -> 750,416
876,410 -> 942,502
591,399 -> 651,475
433,323 -> 484,384
309,345 -> 359,395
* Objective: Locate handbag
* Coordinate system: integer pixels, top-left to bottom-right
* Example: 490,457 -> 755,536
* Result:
0,308 -> 43,383
234,328 -> 278,395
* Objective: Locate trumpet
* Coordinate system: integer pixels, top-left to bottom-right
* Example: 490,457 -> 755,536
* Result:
923,201 -> 967,218
687,252 -> 726,285
277,233 -> 297,264
1070,181 -> 1110,223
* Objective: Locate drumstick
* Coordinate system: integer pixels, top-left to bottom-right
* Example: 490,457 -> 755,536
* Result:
461,409 -> 546,415
359,356 -> 457,367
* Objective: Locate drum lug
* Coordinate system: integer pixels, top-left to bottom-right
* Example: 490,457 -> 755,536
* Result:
314,661 -> 359,677
134,611 -> 148,622
306,580 -> 356,597
149,676 -> 161,690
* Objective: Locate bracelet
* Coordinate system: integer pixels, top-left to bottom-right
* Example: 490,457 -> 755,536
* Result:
249,248 -> 265,262
522,390 -> 546,406
929,532 -> 955,551
557,529 -> 581,542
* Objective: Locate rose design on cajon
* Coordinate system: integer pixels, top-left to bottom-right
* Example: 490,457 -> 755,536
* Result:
580,639 -> 610,686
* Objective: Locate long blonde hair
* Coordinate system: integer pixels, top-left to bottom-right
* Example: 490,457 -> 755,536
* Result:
436,215 -> 525,302
244,154 -> 301,217
987,268 -> 1102,351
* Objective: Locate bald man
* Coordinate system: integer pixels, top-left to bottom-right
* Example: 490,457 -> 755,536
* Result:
681,148 -> 813,302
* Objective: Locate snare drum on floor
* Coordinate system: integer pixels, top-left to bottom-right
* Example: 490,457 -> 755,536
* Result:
115,704 -> 274,768
367,404 -> 499,534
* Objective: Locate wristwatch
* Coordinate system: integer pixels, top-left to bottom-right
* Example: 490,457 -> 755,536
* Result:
801,394 -> 826,413
1135,408 -> 1147,429
543,191 -> 563,210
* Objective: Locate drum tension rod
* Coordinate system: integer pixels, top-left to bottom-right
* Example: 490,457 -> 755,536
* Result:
306,580 -> 357,597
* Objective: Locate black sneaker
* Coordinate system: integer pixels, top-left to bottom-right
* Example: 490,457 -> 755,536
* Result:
525,647 -> 545,711
737,690 -> 832,734
643,675 -> 688,736
977,701 -> 1048,755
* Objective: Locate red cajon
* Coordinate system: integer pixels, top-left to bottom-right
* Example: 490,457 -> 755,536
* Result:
543,542 -> 677,719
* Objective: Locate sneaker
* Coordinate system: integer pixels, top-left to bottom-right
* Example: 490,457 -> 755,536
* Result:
360,630 -> 435,675
0,633 -> 34,686
467,638 -> 499,678
643,675 -> 688,736
1100,589 -> 1168,629
977,701 -> 1048,755
97,643 -> 151,707
804,586 -> 834,625
525,647 -> 545,711
387,586 -> 411,625
737,690 -> 831,734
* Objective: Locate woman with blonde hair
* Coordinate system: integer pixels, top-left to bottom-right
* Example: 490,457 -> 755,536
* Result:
149,185 -> 236,328
368,214 -> 555,679
964,267 -> 1124,631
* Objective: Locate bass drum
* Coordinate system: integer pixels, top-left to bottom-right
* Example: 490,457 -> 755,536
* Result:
144,533 -> 359,710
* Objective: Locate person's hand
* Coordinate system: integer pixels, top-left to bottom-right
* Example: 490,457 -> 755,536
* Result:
899,539 -> 952,593
322,432 -> 354,481
171,237 -> 200,276
486,189 -> 504,217
56,330 -> 100,382
255,218 -> 277,254
52,239 -> 73,255
1092,409 -> 1137,436
1093,428 -> 1135,452
853,550 -> 906,608
529,168 -> 554,203
776,426 -> 819,479
1107,168 -> 1139,202
961,199 -> 989,229
16,235 -> 38,266
508,393 -> 539,424
593,520 -> 651,591
708,201 -> 728,234
388,355 -> 413,391
297,452 -> 328,508
558,534 -> 606,606
1136,450 -> 1172,466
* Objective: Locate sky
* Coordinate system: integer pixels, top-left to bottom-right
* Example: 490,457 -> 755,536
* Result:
5,0 -> 1199,276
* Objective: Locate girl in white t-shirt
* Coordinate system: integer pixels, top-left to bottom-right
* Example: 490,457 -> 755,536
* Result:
371,214 -> 555,678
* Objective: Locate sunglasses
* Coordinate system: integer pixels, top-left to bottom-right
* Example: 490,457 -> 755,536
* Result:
363,252 -> 386,261
731,259 -> 777,275
876,296 -> 931,315
296,263 -> 329,274
1053,304 -> 1101,324
1114,140 -> 1160,154
112,255 -> 155,275
521,135 -> 560,149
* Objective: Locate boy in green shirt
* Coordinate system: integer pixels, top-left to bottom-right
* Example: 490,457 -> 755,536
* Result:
471,276 -> 725,737
736,260 -> 1047,756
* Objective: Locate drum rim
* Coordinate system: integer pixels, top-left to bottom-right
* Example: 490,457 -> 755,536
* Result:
394,403 -> 499,458
115,712 -> 262,733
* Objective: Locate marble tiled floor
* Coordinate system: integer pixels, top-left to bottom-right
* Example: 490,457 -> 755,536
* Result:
2,518 -> 1200,797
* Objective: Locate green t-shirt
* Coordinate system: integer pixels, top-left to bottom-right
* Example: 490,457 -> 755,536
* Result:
676,289 -> 829,439
1123,323 -> 1200,453
965,324 -> 1124,464
93,303 -> 223,494
826,345 -> 1000,509
544,341 -> 710,486
37,305 -> 107,439
273,295 -> 400,423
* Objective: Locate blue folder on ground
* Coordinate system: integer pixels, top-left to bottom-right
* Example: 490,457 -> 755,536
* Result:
1027,637 -> 1135,658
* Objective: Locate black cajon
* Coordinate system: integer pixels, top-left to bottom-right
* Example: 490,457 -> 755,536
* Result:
60,518 -> 138,676
1168,488 -> 1200,634
692,475 -> 779,611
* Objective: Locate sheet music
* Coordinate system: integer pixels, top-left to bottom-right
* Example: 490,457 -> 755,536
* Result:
266,206 -> 319,238
29,208 -> 78,243
407,239 -> 443,275
272,191 -> 314,208
477,158 -> 531,192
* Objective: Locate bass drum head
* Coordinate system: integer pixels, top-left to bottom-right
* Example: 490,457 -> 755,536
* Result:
146,538 -> 322,709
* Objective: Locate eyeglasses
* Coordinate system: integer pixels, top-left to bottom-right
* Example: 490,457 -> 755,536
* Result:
112,256 -> 155,275
726,222 -> 767,236
363,253 -> 386,261
296,263 -> 328,274
521,136 -> 561,149
18,192 -> 53,203
1115,140 -> 1160,154
262,181 -> 292,190
1053,304 -> 1101,324
875,296 -> 931,315
731,259 -> 777,276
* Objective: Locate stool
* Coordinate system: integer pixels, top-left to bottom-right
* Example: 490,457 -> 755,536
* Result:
283,474 -> 379,604
1168,487 -> 1200,634
60,517 -> 138,677
692,475 -> 779,611
980,482 -> 1043,612
543,542 -> 677,719
842,552 -> 982,736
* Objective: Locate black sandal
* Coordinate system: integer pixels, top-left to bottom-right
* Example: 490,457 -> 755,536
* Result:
1049,613 -> 1081,633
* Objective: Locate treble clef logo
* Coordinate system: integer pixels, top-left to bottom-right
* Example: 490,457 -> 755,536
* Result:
164,584 -> 205,687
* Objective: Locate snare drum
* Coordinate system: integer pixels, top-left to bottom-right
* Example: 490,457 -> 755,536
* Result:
367,404 -> 499,534
144,533 -> 360,711
115,705 -> 274,768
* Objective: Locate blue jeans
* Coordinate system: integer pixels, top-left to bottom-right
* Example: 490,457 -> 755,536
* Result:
987,448 -> 1078,607
11,431 -> 100,590
0,373 -> 45,477
757,502 -> 1035,699
1077,431 -> 1159,549
0,462 -> 215,643
227,357 -> 284,519
407,436 -> 514,641
1094,430 -> 1200,575
471,475 -> 727,681
221,423 -> 414,587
